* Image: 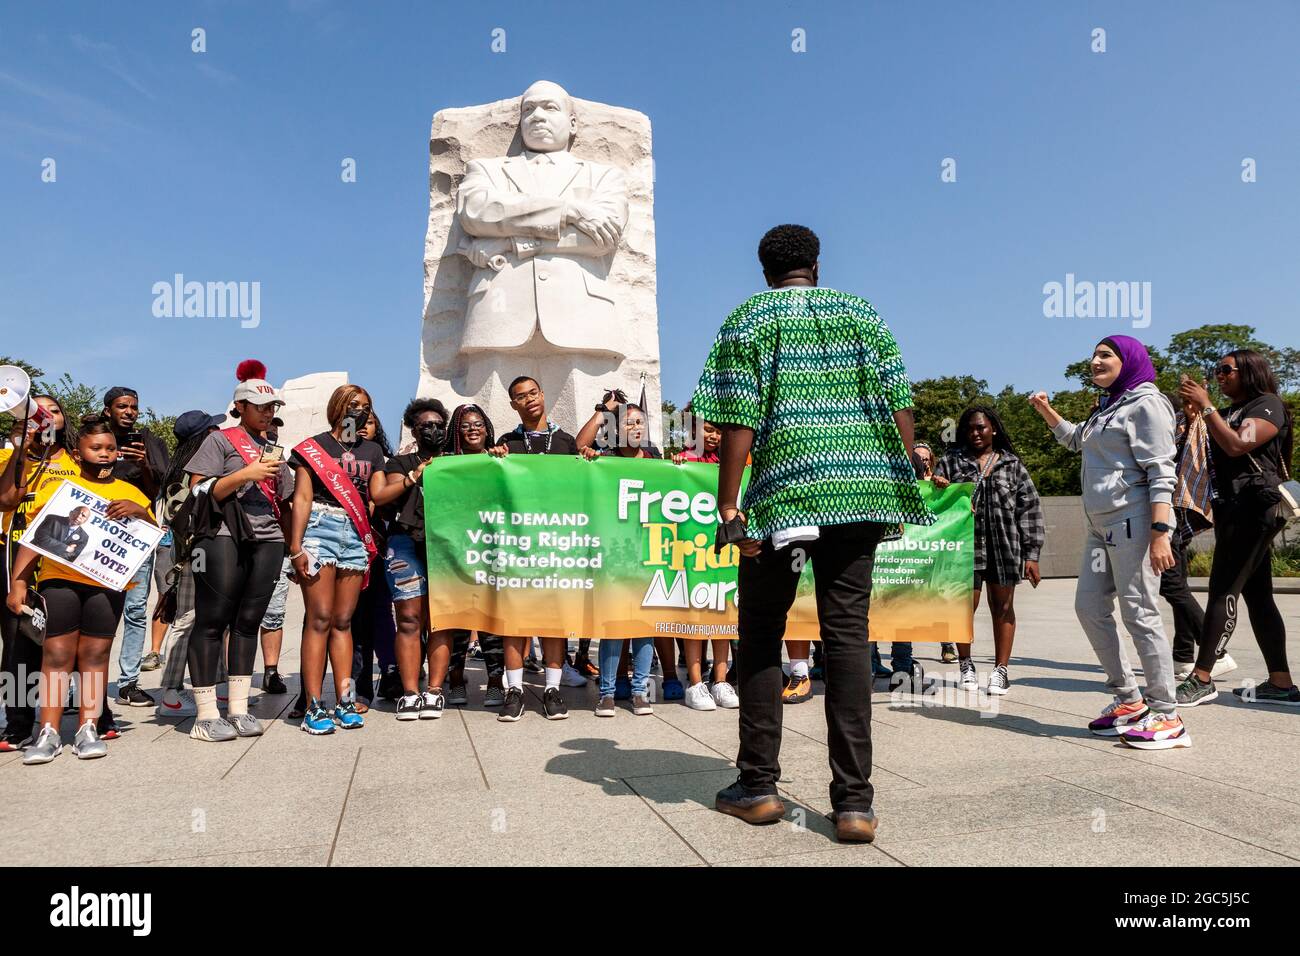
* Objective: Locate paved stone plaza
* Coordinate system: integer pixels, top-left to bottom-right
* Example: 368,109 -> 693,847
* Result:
2,579 -> 1298,867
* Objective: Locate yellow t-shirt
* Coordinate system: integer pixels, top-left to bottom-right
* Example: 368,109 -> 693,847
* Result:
0,448 -> 81,551
26,471 -> 155,588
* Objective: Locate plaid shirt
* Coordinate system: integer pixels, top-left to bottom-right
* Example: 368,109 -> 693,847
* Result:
935,449 -> 1044,581
1173,412 -> 1215,542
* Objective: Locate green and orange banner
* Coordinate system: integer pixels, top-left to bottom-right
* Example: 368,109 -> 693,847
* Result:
423,455 -> 973,642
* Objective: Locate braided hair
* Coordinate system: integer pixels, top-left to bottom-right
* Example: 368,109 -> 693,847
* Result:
445,403 -> 495,455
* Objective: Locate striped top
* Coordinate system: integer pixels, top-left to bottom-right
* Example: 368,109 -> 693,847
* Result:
690,287 -> 934,540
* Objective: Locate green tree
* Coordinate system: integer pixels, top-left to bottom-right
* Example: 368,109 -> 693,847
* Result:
993,385 -> 1095,496
660,399 -> 686,455
0,357 -> 173,453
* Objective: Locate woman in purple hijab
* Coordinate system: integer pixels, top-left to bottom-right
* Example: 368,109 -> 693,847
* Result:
1027,336 -> 1190,750
1099,335 -> 1158,402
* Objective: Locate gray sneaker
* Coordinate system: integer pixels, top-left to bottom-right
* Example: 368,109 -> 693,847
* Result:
1175,675 -> 1218,707
72,721 -> 108,760
22,725 -> 63,765
139,651 -> 163,671
631,694 -> 653,716
447,684 -> 468,706
483,683 -> 505,707
189,717 -> 237,742
226,713 -> 264,737
1232,681 -> 1300,706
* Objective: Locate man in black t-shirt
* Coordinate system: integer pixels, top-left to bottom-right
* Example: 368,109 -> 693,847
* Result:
104,387 -> 170,501
102,386 -> 172,711
489,376 -> 579,457
487,376 -> 579,721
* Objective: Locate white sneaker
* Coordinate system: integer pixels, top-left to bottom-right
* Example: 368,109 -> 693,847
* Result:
1210,654 -> 1237,679
684,682 -> 716,711
561,663 -> 589,687
987,665 -> 1010,696
1173,661 -> 1194,680
711,681 -> 740,709
155,689 -> 197,719
958,658 -> 978,690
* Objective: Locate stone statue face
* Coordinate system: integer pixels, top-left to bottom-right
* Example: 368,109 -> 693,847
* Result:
519,81 -> 575,153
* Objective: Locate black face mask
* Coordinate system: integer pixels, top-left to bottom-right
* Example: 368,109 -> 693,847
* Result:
344,408 -> 370,430
415,421 -> 445,453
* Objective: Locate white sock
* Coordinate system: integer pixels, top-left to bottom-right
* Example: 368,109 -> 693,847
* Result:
194,686 -> 219,721
505,668 -> 524,691
227,675 -> 251,717
545,667 -> 562,691
791,659 -> 810,679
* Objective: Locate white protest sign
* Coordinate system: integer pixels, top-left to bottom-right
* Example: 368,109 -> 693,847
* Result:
19,482 -> 162,591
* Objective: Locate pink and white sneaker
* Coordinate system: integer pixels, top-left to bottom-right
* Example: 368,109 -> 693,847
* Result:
1120,711 -> 1192,750
1088,697 -> 1149,736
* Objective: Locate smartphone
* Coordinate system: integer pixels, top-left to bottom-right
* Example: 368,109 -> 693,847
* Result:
260,443 -> 284,463
303,550 -> 322,578
124,431 -> 144,447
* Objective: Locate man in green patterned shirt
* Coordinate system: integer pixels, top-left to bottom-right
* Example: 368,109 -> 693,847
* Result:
690,224 -> 933,843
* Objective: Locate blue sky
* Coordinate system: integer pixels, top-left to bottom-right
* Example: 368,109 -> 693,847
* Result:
3,0 -> 1298,428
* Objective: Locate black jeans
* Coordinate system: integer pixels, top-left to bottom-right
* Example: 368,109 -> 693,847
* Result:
351,565 -> 396,700
189,536 -> 285,685
1,547 -> 41,737
1162,532 -> 1206,664
1195,503 -> 1289,675
735,521 -> 886,812
450,630 -> 504,678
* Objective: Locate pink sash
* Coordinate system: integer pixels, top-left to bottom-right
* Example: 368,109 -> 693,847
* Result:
293,437 -> 377,580
221,426 -> 281,520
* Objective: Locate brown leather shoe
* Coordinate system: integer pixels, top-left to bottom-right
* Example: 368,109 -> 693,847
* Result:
715,781 -> 786,825
830,809 -> 880,843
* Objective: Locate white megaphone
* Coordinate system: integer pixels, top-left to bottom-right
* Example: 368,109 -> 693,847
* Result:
0,365 -> 54,435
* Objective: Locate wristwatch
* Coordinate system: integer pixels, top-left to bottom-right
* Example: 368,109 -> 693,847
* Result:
1200,405 -> 1216,419
1151,521 -> 1174,534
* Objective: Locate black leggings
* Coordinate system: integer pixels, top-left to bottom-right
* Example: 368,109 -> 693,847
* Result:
189,536 -> 286,686
1194,504 -> 1289,675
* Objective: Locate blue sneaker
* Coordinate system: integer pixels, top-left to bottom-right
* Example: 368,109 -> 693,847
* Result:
333,700 -> 365,729
615,676 -> 632,700
300,698 -> 335,735
662,678 -> 685,701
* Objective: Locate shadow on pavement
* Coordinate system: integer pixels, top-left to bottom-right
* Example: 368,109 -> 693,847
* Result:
545,737 -> 735,798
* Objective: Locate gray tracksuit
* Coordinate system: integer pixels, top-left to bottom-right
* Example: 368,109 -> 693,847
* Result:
1053,382 -> 1178,712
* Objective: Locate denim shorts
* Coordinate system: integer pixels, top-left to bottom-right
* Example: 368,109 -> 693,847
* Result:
384,532 -> 428,601
304,504 -> 369,572
260,558 -> 292,630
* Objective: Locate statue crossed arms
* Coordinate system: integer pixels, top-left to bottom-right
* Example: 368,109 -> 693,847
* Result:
456,80 -> 630,357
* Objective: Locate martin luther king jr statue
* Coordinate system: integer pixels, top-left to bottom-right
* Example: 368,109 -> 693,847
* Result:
417,80 -> 662,435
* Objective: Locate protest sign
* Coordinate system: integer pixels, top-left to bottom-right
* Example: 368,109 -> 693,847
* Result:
423,456 -> 973,642
19,481 -> 162,590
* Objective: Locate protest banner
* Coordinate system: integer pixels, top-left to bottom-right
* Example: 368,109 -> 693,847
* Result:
19,482 -> 163,591
423,456 -> 973,642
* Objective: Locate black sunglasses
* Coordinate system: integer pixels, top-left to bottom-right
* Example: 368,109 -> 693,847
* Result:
1214,364 -> 1238,377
